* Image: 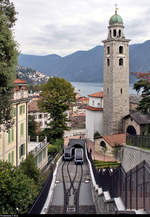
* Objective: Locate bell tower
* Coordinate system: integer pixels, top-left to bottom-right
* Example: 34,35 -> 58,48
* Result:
103,7 -> 130,135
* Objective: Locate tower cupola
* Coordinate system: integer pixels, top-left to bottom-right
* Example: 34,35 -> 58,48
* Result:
107,6 -> 125,40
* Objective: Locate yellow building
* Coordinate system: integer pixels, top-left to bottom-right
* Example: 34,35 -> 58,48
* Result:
0,79 -> 28,166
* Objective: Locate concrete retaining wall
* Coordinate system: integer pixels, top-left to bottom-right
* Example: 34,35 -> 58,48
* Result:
121,145 -> 150,172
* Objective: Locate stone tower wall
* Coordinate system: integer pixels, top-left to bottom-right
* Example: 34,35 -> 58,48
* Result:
103,39 -> 130,135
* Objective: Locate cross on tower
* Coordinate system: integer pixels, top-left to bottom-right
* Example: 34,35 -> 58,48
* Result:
115,3 -> 118,14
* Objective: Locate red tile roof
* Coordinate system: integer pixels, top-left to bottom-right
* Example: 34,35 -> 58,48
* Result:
86,105 -> 103,111
88,91 -> 104,98
14,78 -> 27,84
103,133 -> 126,147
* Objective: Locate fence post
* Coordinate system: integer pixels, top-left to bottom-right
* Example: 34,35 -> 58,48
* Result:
130,170 -> 132,209
125,173 -> 127,208
136,164 -> 138,210
143,161 -> 146,211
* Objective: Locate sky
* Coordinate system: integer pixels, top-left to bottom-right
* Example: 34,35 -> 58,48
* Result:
11,0 -> 150,56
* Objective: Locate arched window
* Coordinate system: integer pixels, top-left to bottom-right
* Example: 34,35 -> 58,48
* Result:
107,46 -> 110,54
119,30 -> 121,37
113,29 -> 116,37
120,88 -> 122,94
107,58 -> 110,66
119,58 -> 123,66
119,46 -> 123,54
100,141 -> 106,148
126,125 -> 137,135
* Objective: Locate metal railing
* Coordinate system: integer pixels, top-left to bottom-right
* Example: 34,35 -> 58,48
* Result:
127,134 -> 150,150
87,150 -> 150,213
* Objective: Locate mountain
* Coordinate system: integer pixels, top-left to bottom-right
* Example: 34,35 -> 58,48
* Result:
18,40 -> 150,83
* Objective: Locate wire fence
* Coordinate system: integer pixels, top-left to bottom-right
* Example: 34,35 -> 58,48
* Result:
87,151 -> 150,213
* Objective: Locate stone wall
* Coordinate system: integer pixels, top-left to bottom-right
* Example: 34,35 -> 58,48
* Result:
121,144 -> 150,172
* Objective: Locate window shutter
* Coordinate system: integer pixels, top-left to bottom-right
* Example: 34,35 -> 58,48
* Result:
8,130 -> 11,144
19,146 -> 21,158
12,151 -> 14,163
12,128 -> 14,141
8,153 -> 10,162
23,144 -> 25,155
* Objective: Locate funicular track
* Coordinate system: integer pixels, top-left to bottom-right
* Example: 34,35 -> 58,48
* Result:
62,160 -> 83,214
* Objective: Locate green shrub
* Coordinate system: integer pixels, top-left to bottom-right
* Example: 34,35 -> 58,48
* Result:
48,144 -> 57,155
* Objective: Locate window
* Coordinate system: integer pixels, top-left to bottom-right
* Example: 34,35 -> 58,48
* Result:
39,152 -> 42,163
39,114 -> 42,119
107,88 -> 109,94
119,30 -> 121,37
19,106 -> 22,115
19,144 -> 25,158
113,29 -> 116,37
8,151 -> 14,164
107,58 -> 110,66
39,122 -> 42,126
44,114 -> 48,118
19,105 -> 25,115
8,128 -> 14,144
109,30 -> 111,37
8,131 -> 10,144
22,105 -> 25,114
43,148 -> 46,159
45,121 -> 47,125
12,128 -> 14,141
13,108 -> 16,117
107,46 -> 110,54
92,101 -> 95,105
120,88 -> 123,94
20,123 -> 24,136
119,46 -> 123,54
119,58 -> 123,66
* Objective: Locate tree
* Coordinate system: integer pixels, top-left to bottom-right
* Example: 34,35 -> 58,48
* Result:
0,160 -> 38,214
19,154 -> 41,184
0,0 -> 18,130
28,115 -> 38,137
134,75 -> 150,114
38,77 -> 76,142
94,131 -> 101,139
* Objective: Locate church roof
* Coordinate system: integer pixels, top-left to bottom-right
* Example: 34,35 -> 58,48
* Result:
88,91 -> 104,98
103,133 -> 126,147
109,14 -> 123,25
14,78 -> 27,84
86,105 -> 103,111
123,111 -> 150,125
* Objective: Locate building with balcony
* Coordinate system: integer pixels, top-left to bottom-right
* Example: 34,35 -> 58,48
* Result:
0,79 -> 29,166
28,136 -> 48,170
28,99 -> 50,132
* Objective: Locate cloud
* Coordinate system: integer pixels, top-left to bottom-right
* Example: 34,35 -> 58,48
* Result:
11,0 -> 150,56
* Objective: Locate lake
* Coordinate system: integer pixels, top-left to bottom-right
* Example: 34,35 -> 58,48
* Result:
71,82 -> 138,97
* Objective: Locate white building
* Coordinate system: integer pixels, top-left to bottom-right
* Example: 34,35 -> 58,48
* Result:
86,91 -> 104,141
28,100 -> 50,132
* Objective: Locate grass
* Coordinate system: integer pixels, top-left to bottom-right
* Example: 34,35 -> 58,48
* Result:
93,160 -> 120,169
